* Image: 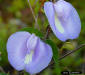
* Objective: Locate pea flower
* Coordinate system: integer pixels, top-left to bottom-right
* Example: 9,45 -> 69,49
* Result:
44,0 -> 81,41
6,32 -> 53,74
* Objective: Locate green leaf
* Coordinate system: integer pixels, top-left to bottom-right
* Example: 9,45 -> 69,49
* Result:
34,0 -> 40,15
45,39 -> 61,75
0,73 -> 7,75
0,39 -> 8,66
45,40 -> 58,62
20,27 -> 44,38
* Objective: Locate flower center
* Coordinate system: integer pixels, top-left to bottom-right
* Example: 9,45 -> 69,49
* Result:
24,50 -> 34,64
55,14 -> 64,33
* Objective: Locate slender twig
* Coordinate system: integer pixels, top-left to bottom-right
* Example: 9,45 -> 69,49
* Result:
59,44 -> 85,60
82,51 -> 85,74
52,0 -> 56,2
41,44 -> 85,72
0,66 -> 5,73
28,0 -> 39,29
44,25 -> 51,40
35,0 -> 38,4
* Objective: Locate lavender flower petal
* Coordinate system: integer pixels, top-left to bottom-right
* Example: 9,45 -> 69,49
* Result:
27,34 -> 38,51
7,32 -> 53,74
54,0 -> 81,39
44,1 -> 68,41
44,2 -> 56,34
7,32 -> 31,70
44,0 -> 81,41
25,39 -> 53,74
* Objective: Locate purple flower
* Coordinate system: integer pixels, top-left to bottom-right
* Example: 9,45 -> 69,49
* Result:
7,32 -> 53,74
44,0 -> 81,41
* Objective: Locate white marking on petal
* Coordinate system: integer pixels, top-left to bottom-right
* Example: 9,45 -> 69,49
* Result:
55,14 -> 64,33
24,50 -> 34,64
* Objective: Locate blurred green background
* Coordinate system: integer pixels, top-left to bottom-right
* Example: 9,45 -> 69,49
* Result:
0,0 -> 85,75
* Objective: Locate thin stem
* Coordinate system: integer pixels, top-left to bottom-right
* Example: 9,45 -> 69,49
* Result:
28,0 -> 39,29
59,44 -> 85,60
35,0 -> 38,4
41,44 -> 85,73
82,50 -> 85,74
52,0 -> 56,2
44,25 -> 51,40
0,66 -> 5,73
